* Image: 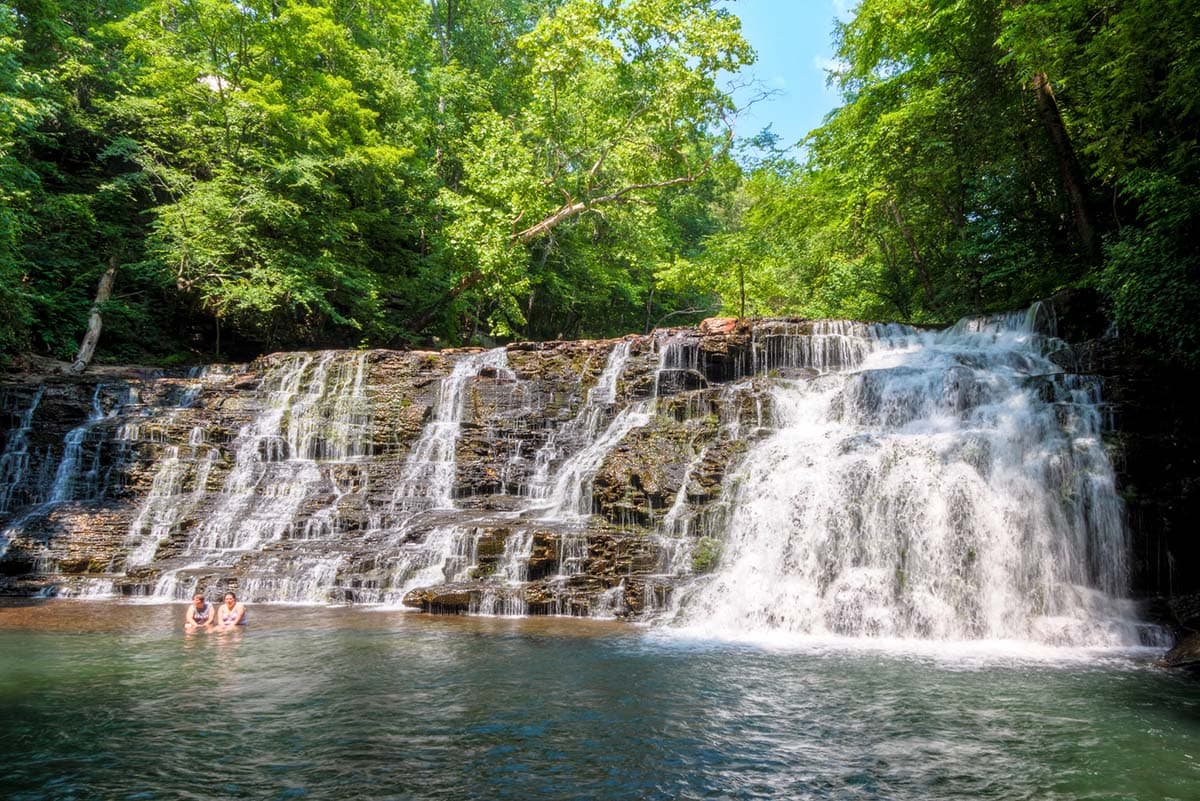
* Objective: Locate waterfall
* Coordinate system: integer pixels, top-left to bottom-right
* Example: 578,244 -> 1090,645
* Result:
153,352 -> 371,600
387,340 -> 645,613
125,440 -> 217,568
527,341 -> 632,499
333,349 -> 516,604
537,404 -> 651,522
392,348 -> 510,511
671,314 -> 1145,646
47,386 -> 108,504
0,303 -> 1161,644
0,387 -> 43,514
1,385 -> 127,558
125,369 -> 218,568
751,320 -> 912,375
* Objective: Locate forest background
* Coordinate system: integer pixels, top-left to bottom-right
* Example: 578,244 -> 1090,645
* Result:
0,0 -> 1195,367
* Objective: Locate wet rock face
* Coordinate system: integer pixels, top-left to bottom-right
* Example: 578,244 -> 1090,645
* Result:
1163,632 -> 1200,668
1063,317 -> 1200,603
0,300 -> 1194,630
0,326 -> 769,616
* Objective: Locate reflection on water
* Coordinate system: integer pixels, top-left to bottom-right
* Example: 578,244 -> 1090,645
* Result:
1,600 -> 1198,801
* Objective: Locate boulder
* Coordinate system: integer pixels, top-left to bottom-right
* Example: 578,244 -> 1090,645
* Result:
1162,632 -> 1200,668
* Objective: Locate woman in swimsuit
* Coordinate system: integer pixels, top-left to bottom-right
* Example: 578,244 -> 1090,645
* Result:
215,591 -> 247,628
184,592 -> 214,629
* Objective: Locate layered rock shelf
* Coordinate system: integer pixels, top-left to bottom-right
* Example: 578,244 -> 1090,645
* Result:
0,322 -> 771,617
1,296 -> 1196,639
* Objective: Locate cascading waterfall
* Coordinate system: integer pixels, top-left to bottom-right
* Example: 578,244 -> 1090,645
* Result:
0,387 -> 43,514
125,370 -> 216,568
483,530 -> 538,615
536,337 -> 679,523
0,302 -> 1162,645
125,444 -> 216,567
671,311 -> 1147,646
393,348 -> 510,511
538,405 -> 651,523
154,352 -> 371,599
527,341 -> 631,499
347,349 -> 513,604
402,339 -> 649,613
643,380 -> 761,614
47,386 -> 108,504
751,320 -> 911,375
1,386 -> 127,558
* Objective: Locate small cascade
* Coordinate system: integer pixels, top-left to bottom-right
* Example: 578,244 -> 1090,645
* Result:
0,387 -> 43,513
125,442 -> 217,567
392,348 -> 509,511
153,352 -> 371,599
526,341 -> 631,499
351,348 -> 518,604
537,404 -> 652,522
124,368 -> 219,569
592,579 -> 626,619
361,524 -> 470,604
672,311 -> 1147,646
463,530 -> 537,616
399,339 -> 655,614
233,551 -> 344,603
535,337 -> 668,524
653,333 -> 704,397
1,385 -> 128,557
750,320 -> 916,376
47,386 -> 108,504
642,381 -> 758,617
183,355 -> 320,552
498,530 -> 536,585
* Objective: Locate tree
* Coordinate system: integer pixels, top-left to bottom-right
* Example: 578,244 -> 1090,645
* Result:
432,0 -> 754,336
109,0 -> 438,351
0,4 -> 38,358
669,0 -> 1096,326
1001,0 -> 1200,365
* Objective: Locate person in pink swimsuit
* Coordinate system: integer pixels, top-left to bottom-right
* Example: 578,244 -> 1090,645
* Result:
215,591 -> 247,629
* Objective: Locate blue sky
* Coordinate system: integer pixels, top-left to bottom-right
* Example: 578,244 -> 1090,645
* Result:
725,0 -> 854,150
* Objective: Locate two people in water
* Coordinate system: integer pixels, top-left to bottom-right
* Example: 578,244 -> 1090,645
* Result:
184,591 -> 246,631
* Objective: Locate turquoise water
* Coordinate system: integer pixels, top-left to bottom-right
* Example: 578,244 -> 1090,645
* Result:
1,602 -> 1198,801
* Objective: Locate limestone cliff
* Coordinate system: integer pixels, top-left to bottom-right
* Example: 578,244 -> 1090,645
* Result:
0,300 -> 1194,639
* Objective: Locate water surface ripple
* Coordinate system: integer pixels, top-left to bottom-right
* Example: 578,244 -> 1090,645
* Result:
1,602 -> 1198,800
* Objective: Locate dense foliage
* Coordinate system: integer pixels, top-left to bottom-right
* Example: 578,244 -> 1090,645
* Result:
712,0 -> 1199,366
1,0 -> 750,360
0,0 -> 1196,365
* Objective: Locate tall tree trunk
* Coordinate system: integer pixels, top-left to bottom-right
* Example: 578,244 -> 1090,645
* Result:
643,282 -> 655,334
738,263 -> 746,318
409,269 -> 486,335
1031,71 -> 1101,263
887,197 -> 937,308
69,254 -> 118,374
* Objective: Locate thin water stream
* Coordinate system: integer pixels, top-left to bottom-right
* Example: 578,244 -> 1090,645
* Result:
1,601 -> 1197,801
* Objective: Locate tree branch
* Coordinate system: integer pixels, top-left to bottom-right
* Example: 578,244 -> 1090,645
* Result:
513,175 -> 696,245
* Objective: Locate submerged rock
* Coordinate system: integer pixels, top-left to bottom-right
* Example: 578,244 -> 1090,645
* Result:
1163,633 -> 1200,668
